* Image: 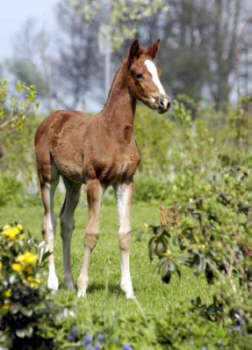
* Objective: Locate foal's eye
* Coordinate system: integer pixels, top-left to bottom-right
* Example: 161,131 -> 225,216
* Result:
135,73 -> 144,80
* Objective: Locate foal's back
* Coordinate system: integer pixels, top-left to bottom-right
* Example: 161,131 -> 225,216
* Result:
35,110 -> 91,148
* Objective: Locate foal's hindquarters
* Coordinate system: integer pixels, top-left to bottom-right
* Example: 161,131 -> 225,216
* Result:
35,123 -> 135,298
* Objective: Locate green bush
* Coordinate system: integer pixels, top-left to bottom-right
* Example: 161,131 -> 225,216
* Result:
134,175 -> 169,202
0,175 -> 23,207
135,105 -> 172,174
144,97 -> 251,348
0,80 -> 39,184
146,171 -> 251,347
0,224 -> 72,350
154,302 -> 250,350
0,174 -> 42,208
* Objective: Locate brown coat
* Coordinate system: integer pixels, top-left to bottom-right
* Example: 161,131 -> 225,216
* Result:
34,39 -> 170,297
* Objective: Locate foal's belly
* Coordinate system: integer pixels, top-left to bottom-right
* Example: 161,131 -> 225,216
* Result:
51,145 -> 84,183
52,145 -> 140,184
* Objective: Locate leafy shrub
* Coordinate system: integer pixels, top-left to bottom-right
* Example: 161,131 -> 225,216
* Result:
0,224 -> 71,350
0,80 -> 39,183
145,97 -> 251,348
58,303 -> 251,350
147,165 -> 251,322
135,105 -> 172,174
156,302 -> 252,350
145,177 -> 251,348
0,80 -> 37,132
0,174 -> 23,207
134,175 -> 169,202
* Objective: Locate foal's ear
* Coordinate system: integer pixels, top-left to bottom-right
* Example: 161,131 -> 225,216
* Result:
128,39 -> 141,68
147,39 -> 160,59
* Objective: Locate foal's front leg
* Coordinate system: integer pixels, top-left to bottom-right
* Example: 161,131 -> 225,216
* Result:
115,181 -> 135,299
77,179 -> 103,297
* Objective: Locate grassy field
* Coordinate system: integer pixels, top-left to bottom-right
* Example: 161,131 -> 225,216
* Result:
0,199 -> 210,348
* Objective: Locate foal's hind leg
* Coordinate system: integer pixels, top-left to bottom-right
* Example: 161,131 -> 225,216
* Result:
41,170 -> 59,291
60,177 -> 81,289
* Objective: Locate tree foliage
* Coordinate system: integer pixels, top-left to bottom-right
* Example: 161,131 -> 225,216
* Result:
68,0 -> 168,50
0,80 -> 39,181
6,19 -> 51,105
5,0 -> 250,109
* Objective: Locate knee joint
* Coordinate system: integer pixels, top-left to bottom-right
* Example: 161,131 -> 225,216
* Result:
119,232 -> 131,251
85,232 -> 99,251
60,216 -> 74,236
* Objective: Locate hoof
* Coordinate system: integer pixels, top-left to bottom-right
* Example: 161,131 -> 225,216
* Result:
126,293 -> 136,300
77,289 -> 86,298
64,278 -> 75,290
48,275 -> 59,291
121,282 -> 135,299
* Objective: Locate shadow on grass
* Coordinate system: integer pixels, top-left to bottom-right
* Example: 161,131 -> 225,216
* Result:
87,282 -> 122,295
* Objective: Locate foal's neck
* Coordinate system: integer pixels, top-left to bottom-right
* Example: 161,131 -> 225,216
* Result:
102,60 -> 136,137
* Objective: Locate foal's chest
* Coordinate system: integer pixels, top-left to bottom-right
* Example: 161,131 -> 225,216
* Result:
90,141 -> 141,183
117,146 -> 141,176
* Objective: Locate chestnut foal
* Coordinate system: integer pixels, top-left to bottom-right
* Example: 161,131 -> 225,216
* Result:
35,39 -> 170,298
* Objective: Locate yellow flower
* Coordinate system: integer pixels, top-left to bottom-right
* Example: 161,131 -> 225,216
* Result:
143,223 -> 149,231
17,224 -> 23,232
4,290 -> 11,298
17,252 -> 38,265
12,263 -> 24,272
2,227 -> 20,240
2,225 -> 11,230
25,276 -> 41,289
27,276 -> 35,282
29,282 -> 38,289
28,276 -> 41,284
2,303 -> 11,310
0,261 -> 2,274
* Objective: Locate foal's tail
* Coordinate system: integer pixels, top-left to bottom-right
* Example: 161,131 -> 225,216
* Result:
35,116 -> 58,186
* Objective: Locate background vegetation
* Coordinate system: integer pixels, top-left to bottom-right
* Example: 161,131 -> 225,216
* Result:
2,0 -> 251,111
0,78 -> 251,348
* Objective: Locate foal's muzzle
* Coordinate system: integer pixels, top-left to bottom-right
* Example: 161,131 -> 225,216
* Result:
153,95 -> 171,114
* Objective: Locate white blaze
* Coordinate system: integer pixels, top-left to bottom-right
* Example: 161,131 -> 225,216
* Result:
144,60 -> 166,95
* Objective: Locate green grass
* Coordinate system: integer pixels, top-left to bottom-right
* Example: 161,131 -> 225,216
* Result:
0,199 -> 210,347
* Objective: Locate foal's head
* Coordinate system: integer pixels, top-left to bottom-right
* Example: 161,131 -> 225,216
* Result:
127,39 -> 171,114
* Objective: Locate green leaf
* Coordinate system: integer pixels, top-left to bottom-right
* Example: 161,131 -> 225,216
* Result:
247,156 -> 252,168
16,326 -> 33,338
162,271 -> 171,284
156,241 -> 166,256
198,257 -> 206,272
148,238 -> 156,261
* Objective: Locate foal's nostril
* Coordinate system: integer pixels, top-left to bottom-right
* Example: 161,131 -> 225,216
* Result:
159,99 -> 165,108
153,95 -> 170,111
